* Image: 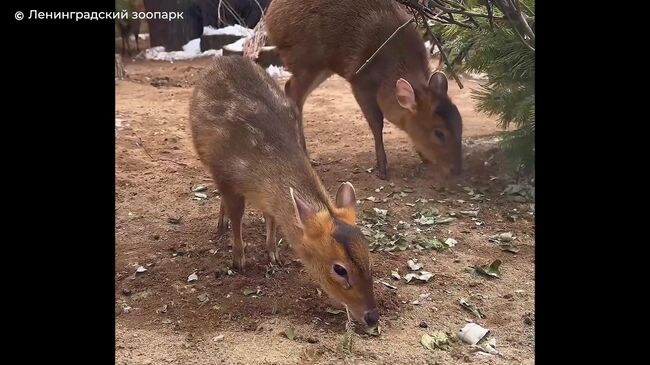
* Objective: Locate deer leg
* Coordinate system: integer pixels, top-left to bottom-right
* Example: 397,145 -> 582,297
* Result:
284,69 -> 332,155
216,199 -> 230,237
222,192 -> 246,272
121,35 -> 127,55
264,213 -> 280,266
351,83 -> 389,180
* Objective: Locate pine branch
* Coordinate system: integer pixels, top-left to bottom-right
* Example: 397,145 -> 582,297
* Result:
415,13 -> 465,88
490,0 -> 535,50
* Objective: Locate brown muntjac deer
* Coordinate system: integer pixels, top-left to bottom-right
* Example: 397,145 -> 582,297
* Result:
265,0 -> 463,180
189,56 -> 379,327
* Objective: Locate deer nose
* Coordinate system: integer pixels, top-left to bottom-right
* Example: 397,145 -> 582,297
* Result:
363,309 -> 379,327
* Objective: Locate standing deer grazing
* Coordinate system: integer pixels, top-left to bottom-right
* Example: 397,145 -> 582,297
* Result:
189,56 -> 379,328
266,0 -> 463,180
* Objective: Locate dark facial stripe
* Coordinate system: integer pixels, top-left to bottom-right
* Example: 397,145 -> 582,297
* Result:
332,218 -> 367,271
331,218 -> 360,250
436,99 -> 462,139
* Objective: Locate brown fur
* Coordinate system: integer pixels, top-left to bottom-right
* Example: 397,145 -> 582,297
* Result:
266,0 -> 463,179
189,56 -> 377,325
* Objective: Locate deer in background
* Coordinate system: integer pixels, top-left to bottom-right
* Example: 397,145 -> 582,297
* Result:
116,0 -> 145,55
266,0 -> 464,180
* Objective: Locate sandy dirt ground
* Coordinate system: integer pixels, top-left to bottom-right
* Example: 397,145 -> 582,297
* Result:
115,56 -> 534,365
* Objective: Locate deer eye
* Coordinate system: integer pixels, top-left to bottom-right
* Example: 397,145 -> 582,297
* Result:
434,129 -> 446,143
333,264 -> 347,277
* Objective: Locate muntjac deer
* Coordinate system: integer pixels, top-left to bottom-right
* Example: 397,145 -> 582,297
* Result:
266,0 -> 463,180
189,56 -> 379,327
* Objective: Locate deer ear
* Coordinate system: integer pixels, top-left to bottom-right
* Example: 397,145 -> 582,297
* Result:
290,188 -> 315,229
334,182 -> 357,224
428,71 -> 449,95
395,78 -> 417,113
335,182 -> 356,209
